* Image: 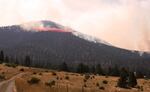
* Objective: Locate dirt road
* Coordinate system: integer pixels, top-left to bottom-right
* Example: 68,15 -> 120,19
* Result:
0,73 -> 25,92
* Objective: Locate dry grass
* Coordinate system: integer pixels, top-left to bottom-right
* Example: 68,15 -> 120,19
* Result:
0,64 -> 150,92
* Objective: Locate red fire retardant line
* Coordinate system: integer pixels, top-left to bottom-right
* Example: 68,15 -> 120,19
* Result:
32,27 -> 71,33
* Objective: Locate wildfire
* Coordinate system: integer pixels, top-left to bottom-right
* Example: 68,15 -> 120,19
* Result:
32,27 -> 71,33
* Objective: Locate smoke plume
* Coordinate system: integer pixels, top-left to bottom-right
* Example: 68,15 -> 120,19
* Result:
0,0 -> 150,51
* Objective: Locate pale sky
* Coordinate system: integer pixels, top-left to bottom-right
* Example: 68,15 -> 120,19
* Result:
0,0 -> 150,51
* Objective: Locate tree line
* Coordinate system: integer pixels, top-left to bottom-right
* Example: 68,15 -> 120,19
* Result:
0,50 -> 145,78
0,50 -> 31,67
0,50 -> 138,88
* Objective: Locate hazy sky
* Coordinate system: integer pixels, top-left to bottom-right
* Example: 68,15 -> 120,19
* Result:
0,0 -> 150,51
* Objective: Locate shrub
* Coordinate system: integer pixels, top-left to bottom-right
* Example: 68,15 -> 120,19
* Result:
56,76 -> 59,80
84,74 -> 90,80
80,74 -> 84,76
105,75 -> 109,78
45,80 -> 55,87
76,74 -> 79,76
96,83 -> 99,87
2,72 -> 5,74
65,76 -> 69,80
39,73 -> 42,75
136,85 -> 140,89
45,70 -> 49,72
52,72 -> 57,76
140,86 -> 144,91
102,80 -> 108,84
84,84 -> 87,87
28,77 -> 40,84
0,74 -> 5,80
33,72 -> 37,75
5,63 -> 17,68
99,86 -> 105,90
19,68 -> 24,72
83,79 -> 87,82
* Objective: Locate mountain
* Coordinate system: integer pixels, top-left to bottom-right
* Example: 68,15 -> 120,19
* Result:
0,20 -> 150,74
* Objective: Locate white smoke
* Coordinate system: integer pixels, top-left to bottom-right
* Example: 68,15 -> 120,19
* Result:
0,0 -> 150,51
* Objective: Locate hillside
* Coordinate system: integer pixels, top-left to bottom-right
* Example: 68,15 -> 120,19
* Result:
0,20 -> 150,74
0,64 -> 149,92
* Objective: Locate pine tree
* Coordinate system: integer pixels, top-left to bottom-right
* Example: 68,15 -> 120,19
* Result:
15,58 -> 19,65
84,65 -> 90,73
136,70 -> 144,78
60,62 -> 69,72
96,64 -> 104,75
112,65 -> 120,76
5,56 -> 9,63
24,55 -> 31,67
77,63 -> 89,73
108,66 -> 113,76
117,68 -> 128,88
77,63 -> 84,73
91,65 -> 96,74
0,50 -> 4,63
128,72 -> 137,87
10,56 -> 15,64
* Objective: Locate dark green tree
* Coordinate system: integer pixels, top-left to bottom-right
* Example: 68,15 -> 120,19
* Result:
0,50 -> 4,63
112,65 -> 120,76
84,65 -> 90,73
136,70 -> 144,78
15,57 -> 19,65
96,64 -> 104,75
9,56 -> 14,63
107,65 -> 120,76
77,63 -> 89,73
91,65 -> 96,74
117,68 -> 129,88
60,62 -> 69,72
108,66 -> 113,76
77,63 -> 84,73
128,72 -> 137,87
24,55 -> 31,67
5,56 -> 9,63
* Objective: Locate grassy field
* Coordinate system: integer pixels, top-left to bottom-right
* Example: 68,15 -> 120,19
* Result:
0,64 -> 149,92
